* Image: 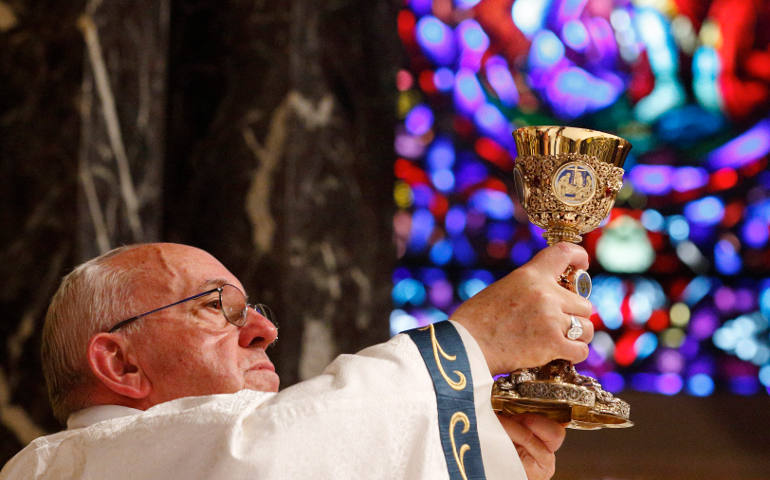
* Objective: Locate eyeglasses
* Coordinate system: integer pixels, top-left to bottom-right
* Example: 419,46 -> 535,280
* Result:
107,283 -> 273,333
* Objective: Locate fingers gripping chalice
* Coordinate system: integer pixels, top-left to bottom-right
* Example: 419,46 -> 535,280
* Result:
491,126 -> 634,430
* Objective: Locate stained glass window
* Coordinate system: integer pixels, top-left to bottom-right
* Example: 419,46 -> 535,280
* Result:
393,0 -> 770,397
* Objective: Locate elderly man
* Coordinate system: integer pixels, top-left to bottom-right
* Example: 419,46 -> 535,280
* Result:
0,242 -> 593,479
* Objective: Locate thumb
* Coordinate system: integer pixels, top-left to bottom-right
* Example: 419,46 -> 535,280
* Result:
527,242 -> 589,280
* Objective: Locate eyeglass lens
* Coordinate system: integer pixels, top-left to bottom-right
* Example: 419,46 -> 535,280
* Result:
219,284 -> 273,327
220,284 -> 248,326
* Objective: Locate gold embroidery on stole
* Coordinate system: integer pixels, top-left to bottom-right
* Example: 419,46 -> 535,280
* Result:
420,324 -> 468,391
450,411 -> 471,480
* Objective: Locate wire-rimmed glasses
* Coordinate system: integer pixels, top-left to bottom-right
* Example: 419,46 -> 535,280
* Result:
107,283 -> 273,333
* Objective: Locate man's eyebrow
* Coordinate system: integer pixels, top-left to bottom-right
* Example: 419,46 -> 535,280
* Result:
198,278 -> 230,289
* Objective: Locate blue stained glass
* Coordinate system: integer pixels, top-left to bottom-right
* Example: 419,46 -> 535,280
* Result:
445,207 -> 467,235
411,184 -> 434,208
631,373 -> 657,392
693,46 -> 721,111
420,267 -> 446,285
458,278 -> 487,300
629,291 -> 652,324
469,189 -> 514,220
474,103 -> 510,143
681,276 -> 712,306
708,118 -> 770,169
600,372 -> 625,393
416,16 -> 457,66
405,104 -> 434,136
714,240 -> 742,275
392,278 -> 427,306
730,376 -> 760,395
684,196 -> 724,225
742,218 -> 769,248
454,68 -> 485,113
427,138 -> 456,170
630,165 -> 673,195
409,0 -> 433,16
407,208 -> 434,252
759,365 -> 770,387
562,19 -> 589,51
759,288 -> 770,319
687,373 -> 715,397
530,30 -> 565,68
468,269 -> 495,284
451,235 -> 476,266
487,222 -> 514,241
641,209 -> 665,231
592,275 -> 625,329
429,239 -> 453,265
390,309 -> 420,335
455,0 -> 482,9
657,106 -> 724,144
511,0 -> 551,38
748,199 -> 770,223
434,68 -> 455,91
667,215 -> 690,242
486,56 -> 519,106
392,267 -> 412,283
431,169 -> 455,192
736,338 -> 759,362
455,160 -> 488,192
510,241 -> 533,265
457,19 -> 488,52
672,166 -> 709,192
555,0 -> 587,23
635,332 -> 659,359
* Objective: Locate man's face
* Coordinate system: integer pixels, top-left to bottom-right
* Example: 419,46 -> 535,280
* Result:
111,244 -> 279,405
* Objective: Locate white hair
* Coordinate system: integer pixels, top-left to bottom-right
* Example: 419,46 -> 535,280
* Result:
41,245 -> 142,423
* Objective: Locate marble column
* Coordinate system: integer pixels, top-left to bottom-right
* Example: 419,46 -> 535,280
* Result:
164,0 -> 399,386
0,0 -> 170,463
76,0 -> 169,257
0,0 -> 86,460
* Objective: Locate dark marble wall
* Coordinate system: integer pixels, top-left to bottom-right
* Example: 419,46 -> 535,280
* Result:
0,0 -> 398,464
1,0 -> 88,458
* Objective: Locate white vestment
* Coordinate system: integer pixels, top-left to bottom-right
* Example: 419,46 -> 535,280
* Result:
0,322 -> 526,479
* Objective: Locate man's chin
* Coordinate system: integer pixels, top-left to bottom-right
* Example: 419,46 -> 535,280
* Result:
245,369 -> 280,393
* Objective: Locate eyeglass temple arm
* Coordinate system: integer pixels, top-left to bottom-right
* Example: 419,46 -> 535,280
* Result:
107,288 -> 219,333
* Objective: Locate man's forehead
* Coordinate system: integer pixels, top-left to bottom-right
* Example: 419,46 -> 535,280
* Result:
109,243 -> 240,292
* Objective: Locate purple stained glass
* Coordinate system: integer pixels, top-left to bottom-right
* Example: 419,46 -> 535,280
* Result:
689,308 -> 719,340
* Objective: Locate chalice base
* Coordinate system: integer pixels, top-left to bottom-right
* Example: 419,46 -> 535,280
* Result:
491,361 -> 633,430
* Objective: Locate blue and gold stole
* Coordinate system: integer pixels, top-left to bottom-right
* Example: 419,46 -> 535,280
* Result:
407,321 -> 486,480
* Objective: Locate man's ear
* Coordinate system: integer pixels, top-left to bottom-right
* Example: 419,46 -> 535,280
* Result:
87,333 -> 151,399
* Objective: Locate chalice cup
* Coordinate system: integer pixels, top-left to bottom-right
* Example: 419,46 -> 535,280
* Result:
491,126 -> 634,430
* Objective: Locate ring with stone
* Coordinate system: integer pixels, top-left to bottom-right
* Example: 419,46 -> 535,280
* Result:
566,315 -> 583,340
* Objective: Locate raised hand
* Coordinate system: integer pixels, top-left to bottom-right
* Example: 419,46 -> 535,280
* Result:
451,242 -> 594,375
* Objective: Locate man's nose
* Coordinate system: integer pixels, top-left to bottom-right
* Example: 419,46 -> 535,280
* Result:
238,306 -> 278,349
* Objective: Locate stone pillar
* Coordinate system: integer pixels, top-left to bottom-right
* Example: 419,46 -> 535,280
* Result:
164,0 -> 398,386
76,0 -> 169,258
0,0 -> 169,463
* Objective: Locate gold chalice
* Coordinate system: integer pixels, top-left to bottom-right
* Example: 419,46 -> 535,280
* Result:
491,126 -> 634,430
